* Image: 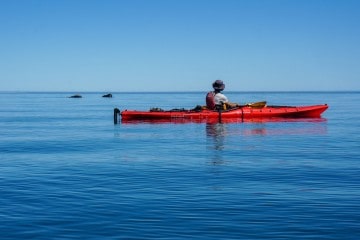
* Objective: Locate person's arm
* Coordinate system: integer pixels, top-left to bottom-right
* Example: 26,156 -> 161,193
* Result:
226,102 -> 240,108
218,94 -> 239,108
215,93 -> 228,104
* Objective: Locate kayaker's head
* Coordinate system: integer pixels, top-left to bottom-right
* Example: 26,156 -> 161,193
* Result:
212,80 -> 225,92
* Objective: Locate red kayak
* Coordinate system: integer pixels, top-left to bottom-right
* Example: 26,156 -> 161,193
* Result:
114,103 -> 328,124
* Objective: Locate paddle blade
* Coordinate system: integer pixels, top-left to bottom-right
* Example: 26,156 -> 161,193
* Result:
246,101 -> 267,108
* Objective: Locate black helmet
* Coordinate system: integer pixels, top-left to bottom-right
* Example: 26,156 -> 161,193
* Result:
212,80 -> 225,91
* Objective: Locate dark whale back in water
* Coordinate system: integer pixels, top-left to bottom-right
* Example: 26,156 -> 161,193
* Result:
69,94 -> 82,98
102,93 -> 112,98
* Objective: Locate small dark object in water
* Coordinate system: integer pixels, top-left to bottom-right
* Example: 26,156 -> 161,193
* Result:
114,108 -> 120,124
102,93 -> 112,98
69,94 -> 82,98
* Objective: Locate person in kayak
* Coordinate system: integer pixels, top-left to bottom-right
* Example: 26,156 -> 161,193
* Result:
206,80 -> 239,110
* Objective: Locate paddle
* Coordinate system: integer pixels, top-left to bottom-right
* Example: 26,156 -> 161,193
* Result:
243,101 -> 267,109
201,101 -> 267,111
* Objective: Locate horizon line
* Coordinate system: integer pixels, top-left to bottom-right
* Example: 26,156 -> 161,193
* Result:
1,90 -> 359,94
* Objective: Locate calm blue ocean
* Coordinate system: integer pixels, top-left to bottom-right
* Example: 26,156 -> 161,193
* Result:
0,91 -> 359,239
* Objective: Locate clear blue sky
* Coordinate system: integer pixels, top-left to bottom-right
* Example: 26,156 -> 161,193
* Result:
0,0 -> 359,92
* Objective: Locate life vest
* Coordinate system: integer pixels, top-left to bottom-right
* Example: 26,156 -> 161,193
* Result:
206,91 -> 216,110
